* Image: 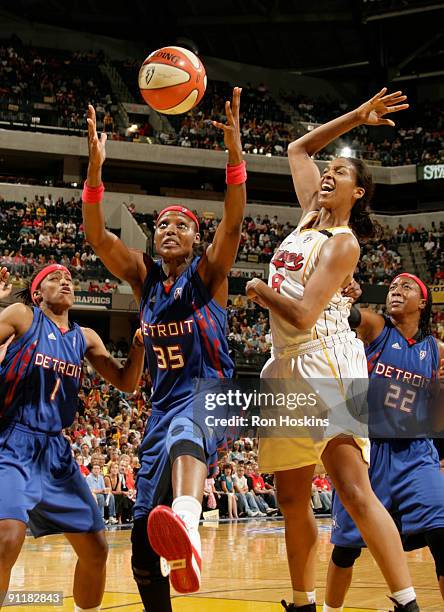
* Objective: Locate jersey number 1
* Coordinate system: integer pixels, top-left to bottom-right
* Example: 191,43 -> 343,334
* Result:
50,378 -> 61,401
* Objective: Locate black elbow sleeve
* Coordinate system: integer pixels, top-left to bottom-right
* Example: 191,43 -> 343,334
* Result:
348,305 -> 362,329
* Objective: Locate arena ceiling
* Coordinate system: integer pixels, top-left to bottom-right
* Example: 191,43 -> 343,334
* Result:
2,0 -> 444,85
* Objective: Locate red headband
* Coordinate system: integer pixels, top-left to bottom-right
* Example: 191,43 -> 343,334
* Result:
31,264 -> 72,305
392,273 -> 428,300
156,206 -> 199,230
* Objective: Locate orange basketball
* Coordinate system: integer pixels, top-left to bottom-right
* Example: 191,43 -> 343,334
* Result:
138,46 -> 207,115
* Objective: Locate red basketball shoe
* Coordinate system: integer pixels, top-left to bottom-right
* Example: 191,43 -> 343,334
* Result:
148,505 -> 202,594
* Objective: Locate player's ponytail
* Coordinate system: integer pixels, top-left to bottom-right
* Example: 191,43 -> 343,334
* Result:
16,267 -> 44,306
346,158 -> 382,240
419,284 -> 433,337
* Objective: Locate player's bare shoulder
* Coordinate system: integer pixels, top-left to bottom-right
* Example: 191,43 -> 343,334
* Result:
320,231 -> 360,259
0,302 -> 34,337
80,326 -> 102,352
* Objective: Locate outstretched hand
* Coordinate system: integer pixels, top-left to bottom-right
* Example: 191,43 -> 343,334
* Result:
355,88 -> 409,127
87,104 -> 107,169
0,267 -> 12,301
212,87 -> 242,154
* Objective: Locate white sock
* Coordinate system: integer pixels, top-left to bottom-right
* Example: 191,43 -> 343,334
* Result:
391,587 -> 416,606
172,495 -> 201,531
293,590 -> 316,606
74,606 -> 100,612
323,604 -> 343,612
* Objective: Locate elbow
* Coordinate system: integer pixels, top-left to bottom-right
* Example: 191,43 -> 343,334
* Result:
290,308 -> 317,331
116,377 -> 137,394
123,382 -> 138,394
85,233 -> 105,251
287,141 -> 306,157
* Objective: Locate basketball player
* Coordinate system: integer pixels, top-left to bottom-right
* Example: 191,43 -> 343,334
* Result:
324,273 -> 444,611
0,264 -> 145,612
245,89 -> 419,611
83,87 -> 246,610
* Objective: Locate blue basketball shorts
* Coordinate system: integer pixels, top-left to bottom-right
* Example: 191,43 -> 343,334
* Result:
331,438 -> 444,549
133,402 -> 219,520
0,422 -> 104,537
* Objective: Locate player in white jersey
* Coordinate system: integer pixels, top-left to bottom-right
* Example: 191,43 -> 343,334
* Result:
246,89 -> 419,612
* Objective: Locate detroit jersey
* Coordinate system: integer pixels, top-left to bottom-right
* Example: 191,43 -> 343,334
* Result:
268,211 -> 354,349
331,321 -> 444,548
0,307 -> 86,432
139,256 -> 234,413
366,318 -> 439,438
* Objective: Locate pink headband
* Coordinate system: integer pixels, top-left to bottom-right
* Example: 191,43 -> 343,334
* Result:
157,206 -> 199,230
392,273 -> 428,300
31,264 -> 71,305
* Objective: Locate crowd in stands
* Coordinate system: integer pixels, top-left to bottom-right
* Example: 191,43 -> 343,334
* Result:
166,80 -> 292,157
0,39 -> 115,131
1,35 -> 443,165
420,222 -> 444,284
0,194 -> 117,283
227,295 -> 272,361
283,93 -> 444,167
120,56 -> 444,166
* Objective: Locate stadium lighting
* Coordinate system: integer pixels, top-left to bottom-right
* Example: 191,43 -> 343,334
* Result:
339,146 -> 352,157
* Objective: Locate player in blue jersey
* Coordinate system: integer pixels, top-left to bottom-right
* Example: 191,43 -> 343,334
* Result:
83,87 -> 246,610
0,264 -> 145,611
323,272 -> 444,612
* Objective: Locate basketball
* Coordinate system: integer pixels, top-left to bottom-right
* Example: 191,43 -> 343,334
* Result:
138,46 -> 207,115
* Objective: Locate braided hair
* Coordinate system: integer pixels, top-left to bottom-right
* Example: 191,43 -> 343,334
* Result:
419,283 -> 433,337
16,267 -> 44,306
343,157 -> 382,240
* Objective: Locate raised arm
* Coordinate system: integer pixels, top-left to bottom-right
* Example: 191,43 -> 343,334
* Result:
287,88 -> 408,212
83,106 -> 149,301
246,234 -> 361,330
197,87 -> 246,305
83,327 -> 145,393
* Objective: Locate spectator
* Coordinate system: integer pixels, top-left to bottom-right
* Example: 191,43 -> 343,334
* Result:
75,455 -> 90,477
220,464 -> 238,519
233,464 -> 266,517
250,464 -> 278,510
85,463 -> 118,524
203,477 -> 219,512
313,473 -> 332,513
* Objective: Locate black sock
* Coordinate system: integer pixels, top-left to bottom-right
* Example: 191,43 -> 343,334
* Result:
136,576 -> 172,612
132,515 -> 172,612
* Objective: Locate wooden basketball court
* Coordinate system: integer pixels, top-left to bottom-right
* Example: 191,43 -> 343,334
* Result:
8,518 -> 441,611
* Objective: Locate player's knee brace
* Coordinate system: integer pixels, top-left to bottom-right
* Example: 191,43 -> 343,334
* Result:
131,515 -> 167,585
425,528 -> 444,578
331,545 -> 362,568
131,515 -> 172,612
169,439 -> 206,466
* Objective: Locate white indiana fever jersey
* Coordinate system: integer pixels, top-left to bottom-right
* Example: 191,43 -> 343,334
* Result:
268,210 -> 355,350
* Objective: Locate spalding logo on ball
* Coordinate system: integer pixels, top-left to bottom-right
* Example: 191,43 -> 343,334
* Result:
138,46 -> 207,115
